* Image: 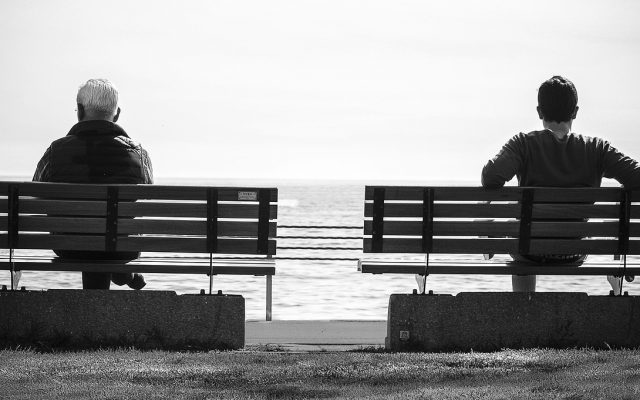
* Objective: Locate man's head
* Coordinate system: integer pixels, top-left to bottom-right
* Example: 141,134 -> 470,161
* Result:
76,79 -> 120,122
537,75 -> 578,123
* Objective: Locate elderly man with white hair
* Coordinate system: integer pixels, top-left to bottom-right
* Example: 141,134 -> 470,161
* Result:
33,78 -> 153,290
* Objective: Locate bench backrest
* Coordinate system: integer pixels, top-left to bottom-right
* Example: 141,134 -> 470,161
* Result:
0,182 -> 277,256
364,186 -> 639,256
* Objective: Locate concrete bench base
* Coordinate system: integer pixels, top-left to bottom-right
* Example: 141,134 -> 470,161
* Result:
0,290 -> 244,350
387,292 -> 640,352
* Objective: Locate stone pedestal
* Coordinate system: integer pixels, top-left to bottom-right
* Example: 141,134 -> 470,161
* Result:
387,292 -> 640,352
0,290 -> 244,350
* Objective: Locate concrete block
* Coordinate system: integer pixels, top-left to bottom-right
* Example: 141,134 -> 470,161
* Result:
0,290 -> 244,350
387,292 -> 640,352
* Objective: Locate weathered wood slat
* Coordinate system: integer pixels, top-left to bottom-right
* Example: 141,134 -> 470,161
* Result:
359,261 -> 640,276
0,260 -> 275,275
8,217 -> 277,237
16,183 -> 108,199
364,220 -> 520,236
533,204 -> 621,219
117,237 -> 277,255
1,234 -> 276,254
118,202 -> 278,219
18,216 -> 105,233
8,182 -> 278,202
365,187 -> 524,201
5,199 -> 107,216
364,186 -> 629,202
532,221 -> 627,237
365,202 -> 632,219
2,199 -> 276,220
364,203 -> 521,218
117,186 -> 278,201
118,220 -> 277,236
528,239 -> 620,254
363,220 -> 631,237
9,234 -> 106,251
363,238 -> 519,253
363,237 -> 637,254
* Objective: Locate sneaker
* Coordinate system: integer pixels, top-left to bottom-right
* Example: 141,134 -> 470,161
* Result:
128,273 -> 146,290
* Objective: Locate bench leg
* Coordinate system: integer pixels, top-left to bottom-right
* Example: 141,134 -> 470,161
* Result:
266,275 -> 272,321
11,270 -> 22,291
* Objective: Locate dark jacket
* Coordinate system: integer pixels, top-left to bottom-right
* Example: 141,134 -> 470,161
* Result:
33,120 -> 153,260
34,120 -> 153,184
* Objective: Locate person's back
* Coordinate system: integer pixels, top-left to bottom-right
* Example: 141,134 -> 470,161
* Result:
33,78 -> 153,289
481,75 -> 640,292
482,130 -> 640,190
39,120 -> 151,184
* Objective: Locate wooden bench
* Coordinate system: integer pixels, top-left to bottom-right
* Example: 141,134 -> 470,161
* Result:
0,181 -> 277,320
359,186 -> 640,282
359,186 -> 640,351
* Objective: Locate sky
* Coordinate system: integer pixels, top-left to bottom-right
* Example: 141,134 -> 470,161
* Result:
2,0 -> 640,182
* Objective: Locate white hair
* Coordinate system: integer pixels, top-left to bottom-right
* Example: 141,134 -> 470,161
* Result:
76,79 -> 119,116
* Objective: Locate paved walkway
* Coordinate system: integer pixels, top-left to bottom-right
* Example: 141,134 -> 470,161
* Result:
246,320 -> 386,351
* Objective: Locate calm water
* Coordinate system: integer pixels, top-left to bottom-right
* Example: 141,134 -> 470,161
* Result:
3,178 -> 638,320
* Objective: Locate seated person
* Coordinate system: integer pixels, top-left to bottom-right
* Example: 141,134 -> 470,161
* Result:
33,78 -> 153,290
481,75 -> 640,293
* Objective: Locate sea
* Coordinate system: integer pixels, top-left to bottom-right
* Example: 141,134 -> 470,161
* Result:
2,177 -> 638,320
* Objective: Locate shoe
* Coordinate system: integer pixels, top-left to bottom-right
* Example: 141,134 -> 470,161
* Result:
128,273 -> 146,290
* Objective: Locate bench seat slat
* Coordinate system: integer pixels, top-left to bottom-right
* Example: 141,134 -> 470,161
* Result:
1,216 -> 278,237
363,238 -> 519,253
12,234 -> 106,251
1,234 -> 276,255
118,202 -> 277,219
0,259 -> 275,275
117,237 -> 277,254
15,216 -> 105,233
365,203 -> 522,218
364,220 -> 519,236
14,183 -> 108,199
534,204 -> 621,219
117,186 -> 278,201
364,203 -> 629,219
118,220 -> 278,236
4,199 -> 107,216
365,186 -> 524,201
365,186 -> 629,202
358,261 -> 640,276
364,220 -> 634,237
363,238 -> 636,254
8,183 -> 277,202
0,199 -> 277,219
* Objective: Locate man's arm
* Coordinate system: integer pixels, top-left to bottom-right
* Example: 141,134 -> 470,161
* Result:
481,134 -> 524,188
140,148 -> 154,184
33,146 -> 52,182
601,142 -> 640,189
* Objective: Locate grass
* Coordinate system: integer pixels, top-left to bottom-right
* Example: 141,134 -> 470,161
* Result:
1,348 -> 639,399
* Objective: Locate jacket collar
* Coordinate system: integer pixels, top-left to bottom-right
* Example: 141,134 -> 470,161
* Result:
67,120 -> 130,138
